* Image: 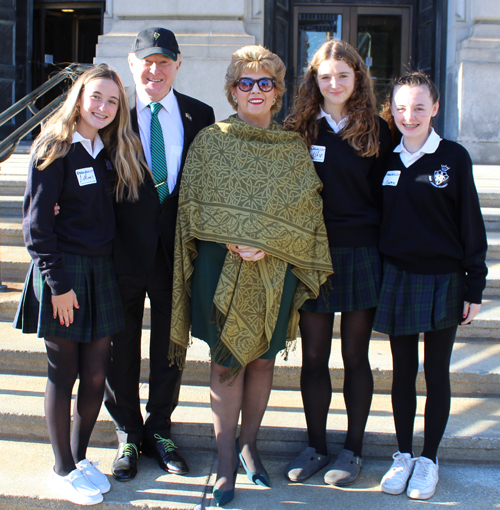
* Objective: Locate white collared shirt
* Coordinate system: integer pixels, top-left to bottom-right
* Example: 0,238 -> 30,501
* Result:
318,106 -> 349,133
394,128 -> 442,168
72,131 -> 104,159
136,87 -> 184,193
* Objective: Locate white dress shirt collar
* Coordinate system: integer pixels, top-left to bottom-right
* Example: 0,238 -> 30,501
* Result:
72,131 -> 104,159
135,86 -> 184,193
394,128 -> 442,168
136,86 -> 176,114
318,106 -> 349,133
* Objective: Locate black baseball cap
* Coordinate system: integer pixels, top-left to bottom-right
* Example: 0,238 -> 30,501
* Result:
132,27 -> 180,61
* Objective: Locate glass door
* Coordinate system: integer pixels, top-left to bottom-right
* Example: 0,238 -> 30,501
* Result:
357,7 -> 410,105
293,4 -> 411,108
294,6 -> 350,78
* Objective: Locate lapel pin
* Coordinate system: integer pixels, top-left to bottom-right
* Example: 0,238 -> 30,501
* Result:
185,112 -> 192,121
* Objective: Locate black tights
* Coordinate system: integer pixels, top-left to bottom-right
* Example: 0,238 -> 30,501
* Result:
44,335 -> 111,476
299,308 -> 376,457
390,325 -> 457,462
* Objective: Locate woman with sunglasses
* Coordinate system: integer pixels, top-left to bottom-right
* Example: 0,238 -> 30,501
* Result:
283,40 -> 391,485
169,45 -> 332,506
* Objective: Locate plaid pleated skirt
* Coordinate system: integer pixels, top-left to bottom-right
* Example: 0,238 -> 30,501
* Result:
301,245 -> 382,313
373,261 -> 464,336
14,252 -> 125,343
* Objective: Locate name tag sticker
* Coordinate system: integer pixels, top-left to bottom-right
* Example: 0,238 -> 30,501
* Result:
310,145 -> 326,163
382,170 -> 401,186
75,167 -> 97,186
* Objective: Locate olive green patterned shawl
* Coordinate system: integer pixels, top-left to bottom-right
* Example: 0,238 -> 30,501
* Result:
170,114 -> 332,374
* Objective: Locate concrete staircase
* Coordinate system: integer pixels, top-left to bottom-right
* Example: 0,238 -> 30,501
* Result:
0,154 -> 499,509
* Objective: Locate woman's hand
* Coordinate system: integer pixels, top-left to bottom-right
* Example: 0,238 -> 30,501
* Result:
54,203 -> 60,216
51,290 -> 79,327
461,301 -> 481,325
226,244 -> 266,262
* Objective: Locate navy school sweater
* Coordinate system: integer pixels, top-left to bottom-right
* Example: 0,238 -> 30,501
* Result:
378,139 -> 488,303
22,142 -> 116,295
311,117 -> 392,247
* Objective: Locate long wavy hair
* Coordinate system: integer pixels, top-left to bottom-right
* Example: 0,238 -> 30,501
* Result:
381,70 -> 440,146
31,64 -> 147,202
224,45 -> 286,116
283,40 -> 380,156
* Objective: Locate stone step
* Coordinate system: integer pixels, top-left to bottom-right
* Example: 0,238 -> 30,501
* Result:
1,322 -> 499,396
1,371 -> 500,462
482,207 -> 500,230
486,230 -> 500,257
0,195 -> 23,218
483,258 -> 500,296
2,281 -> 500,340
0,245 -> 30,281
0,217 -> 23,246
1,441 -> 498,510
3,238 -> 500,293
2,280 -> 500,340
0,152 -> 31,173
0,175 -> 27,196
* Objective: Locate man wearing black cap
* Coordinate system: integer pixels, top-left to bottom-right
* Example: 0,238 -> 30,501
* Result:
104,27 -> 215,481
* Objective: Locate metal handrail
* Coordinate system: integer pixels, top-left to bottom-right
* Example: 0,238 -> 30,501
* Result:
0,63 -> 90,163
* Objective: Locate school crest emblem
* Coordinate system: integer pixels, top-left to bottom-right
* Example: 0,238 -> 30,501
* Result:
429,165 -> 450,188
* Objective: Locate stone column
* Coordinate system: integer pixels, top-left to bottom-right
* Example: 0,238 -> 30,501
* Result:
446,0 -> 500,163
94,0 -> 263,120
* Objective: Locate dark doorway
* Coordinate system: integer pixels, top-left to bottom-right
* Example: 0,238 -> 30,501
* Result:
32,2 -> 103,109
0,0 -> 33,139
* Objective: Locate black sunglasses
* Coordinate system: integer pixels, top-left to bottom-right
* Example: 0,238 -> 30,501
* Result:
236,77 -> 276,92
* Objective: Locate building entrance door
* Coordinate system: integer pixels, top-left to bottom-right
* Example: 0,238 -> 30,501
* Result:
294,5 -> 411,105
32,2 -> 104,110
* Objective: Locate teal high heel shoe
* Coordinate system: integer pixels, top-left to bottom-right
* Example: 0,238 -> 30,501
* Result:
236,438 -> 271,488
212,453 -> 238,507
212,484 -> 235,508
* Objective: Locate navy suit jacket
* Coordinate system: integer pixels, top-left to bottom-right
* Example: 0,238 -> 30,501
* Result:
112,88 -> 215,276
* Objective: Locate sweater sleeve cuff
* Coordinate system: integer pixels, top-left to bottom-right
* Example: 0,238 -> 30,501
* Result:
44,268 -> 72,296
464,286 -> 483,305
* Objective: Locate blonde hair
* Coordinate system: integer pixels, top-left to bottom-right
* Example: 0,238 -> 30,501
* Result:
283,40 -> 380,156
31,64 -> 147,202
224,45 -> 286,116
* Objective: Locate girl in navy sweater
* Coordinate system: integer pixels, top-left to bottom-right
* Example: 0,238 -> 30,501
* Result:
283,40 -> 391,485
15,64 -> 146,505
376,71 -> 487,500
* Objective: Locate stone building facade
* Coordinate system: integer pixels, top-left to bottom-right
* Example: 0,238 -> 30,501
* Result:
1,0 -> 498,162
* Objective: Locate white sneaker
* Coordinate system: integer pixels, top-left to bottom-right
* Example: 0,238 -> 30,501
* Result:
47,467 -> 103,505
380,451 -> 415,495
76,459 -> 111,494
407,456 -> 439,500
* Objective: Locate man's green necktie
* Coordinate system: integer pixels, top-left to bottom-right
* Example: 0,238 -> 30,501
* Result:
149,102 -> 169,203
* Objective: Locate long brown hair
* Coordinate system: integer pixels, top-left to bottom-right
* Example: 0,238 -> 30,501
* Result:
283,40 -> 380,156
31,64 -> 147,202
381,70 -> 440,146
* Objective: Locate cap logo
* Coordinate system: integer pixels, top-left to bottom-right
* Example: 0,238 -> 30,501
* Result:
154,32 -> 160,40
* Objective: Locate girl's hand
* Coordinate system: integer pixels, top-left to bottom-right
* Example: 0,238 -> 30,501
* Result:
461,301 -> 481,325
51,290 -> 79,327
54,203 -> 60,216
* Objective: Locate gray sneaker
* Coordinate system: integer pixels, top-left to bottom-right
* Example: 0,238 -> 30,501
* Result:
285,447 -> 329,482
324,449 -> 363,486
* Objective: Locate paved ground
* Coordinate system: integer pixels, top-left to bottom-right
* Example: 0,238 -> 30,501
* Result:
1,440 -> 499,509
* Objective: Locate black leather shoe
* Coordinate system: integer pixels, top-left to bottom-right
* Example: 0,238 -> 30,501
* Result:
111,442 -> 139,481
141,434 -> 189,475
